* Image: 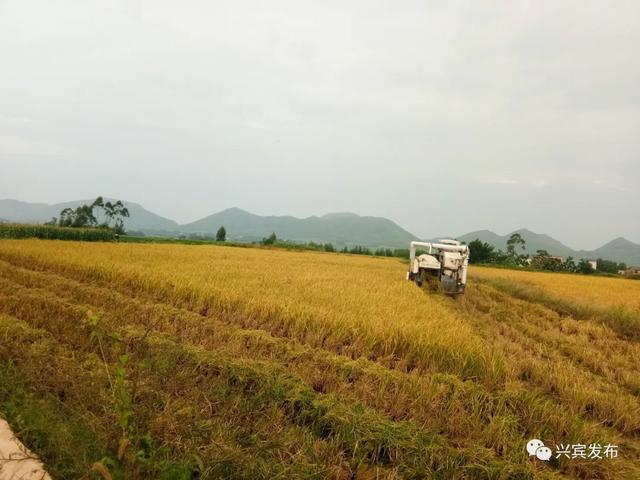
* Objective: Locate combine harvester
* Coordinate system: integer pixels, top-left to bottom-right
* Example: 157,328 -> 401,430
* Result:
406,239 -> 470,295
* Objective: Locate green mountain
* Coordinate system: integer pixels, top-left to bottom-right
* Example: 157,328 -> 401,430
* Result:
580,237 -> 640,266
455,230 -> 505,249
458,228 -> 576,257
0,198 -> 179,232
181,208 -> 417,248
458,229 -> 640,266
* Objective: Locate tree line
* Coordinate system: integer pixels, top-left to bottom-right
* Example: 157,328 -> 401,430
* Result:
256,232 -> 407,257
468,234 -> 626,274
46,197 -> 130,234
158,228 -> 405,257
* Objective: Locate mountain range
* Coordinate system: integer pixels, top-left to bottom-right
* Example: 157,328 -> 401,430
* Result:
457,230 -> 640,266
1,198 -> 639,265
0,198 -> 179,232
181,208 -> 416,247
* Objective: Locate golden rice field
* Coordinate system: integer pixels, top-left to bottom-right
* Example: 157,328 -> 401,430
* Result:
0,239 -> 639,479
472,267 -> 640,313
471,267 -> 640,341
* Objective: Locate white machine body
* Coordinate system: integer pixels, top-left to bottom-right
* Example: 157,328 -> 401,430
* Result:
406,239 -> 470,294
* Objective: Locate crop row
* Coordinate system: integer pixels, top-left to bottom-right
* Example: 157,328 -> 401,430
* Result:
0,223 -> 115,241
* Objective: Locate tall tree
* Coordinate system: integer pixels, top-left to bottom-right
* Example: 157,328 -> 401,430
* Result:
56,197 -> 128,232
103,200 -> 130,233
564,256 -> 576,272
596,258 -> 626,274
468,239 -> 496,263
578,259 -> 595,274
262,232 -> 277,245
58,208 -> 75,227
216,226 -> 227,242
506,233 -> 527,265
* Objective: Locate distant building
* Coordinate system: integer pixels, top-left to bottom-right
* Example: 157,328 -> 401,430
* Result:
588,260 -> 597,271
623,266 -> 640,276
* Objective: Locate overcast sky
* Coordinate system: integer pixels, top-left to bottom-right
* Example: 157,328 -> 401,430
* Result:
1,1 -> 638,249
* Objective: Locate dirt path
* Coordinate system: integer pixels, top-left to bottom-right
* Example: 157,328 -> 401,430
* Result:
0,419 -> 51,480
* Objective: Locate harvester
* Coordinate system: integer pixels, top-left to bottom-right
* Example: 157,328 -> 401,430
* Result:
406,239 -> 469,294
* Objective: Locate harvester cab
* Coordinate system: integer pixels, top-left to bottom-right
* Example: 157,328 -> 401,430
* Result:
406,239 -> 469,295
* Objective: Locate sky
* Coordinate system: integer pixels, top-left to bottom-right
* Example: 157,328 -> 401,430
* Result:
1,0 -> 638,250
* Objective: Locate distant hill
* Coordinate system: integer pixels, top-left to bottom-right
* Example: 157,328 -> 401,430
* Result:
578,237 -> 640,266
0,200 -> 417,248
458,229 -> 575,257
458,229 -> 640,266
0,198 -> 179,232
3,198 -> 639,265
181,208 -> 417,248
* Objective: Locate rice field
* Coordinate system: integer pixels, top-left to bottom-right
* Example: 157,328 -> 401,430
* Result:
471,267 -> 640,312
0,239 -> 638,479
471,267 -> 640,341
